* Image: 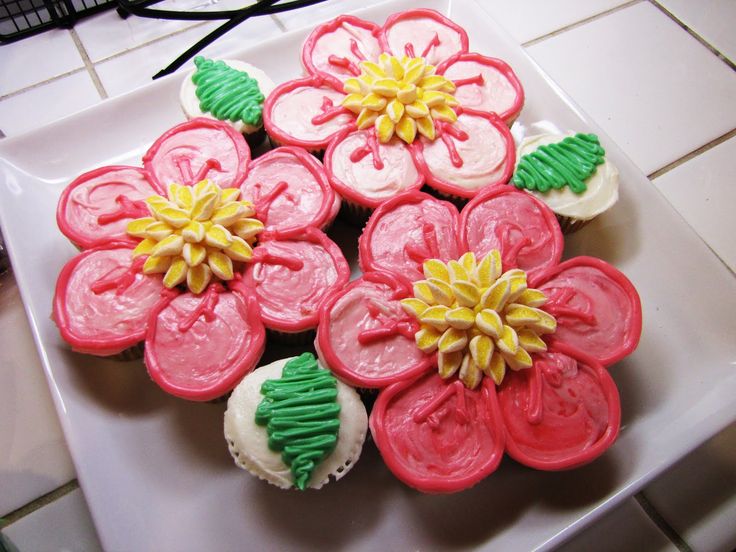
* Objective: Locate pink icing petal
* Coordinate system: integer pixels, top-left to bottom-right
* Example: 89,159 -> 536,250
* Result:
143,117 -> 250,190
241,228 -> 350,334
370,373 -> 505,493
380,8 -> 469,66
53,243 -> 167,356
301,15 -> 382,91
324,128 -> 424,209
460,185 -> 563,281
263,75 -> 356,151
437,52 -> 525,125
240,146 -> 338,237
533,256 -> 642,367
497,342 -> 621,471
316,270 -> 434,388
412,108 -> 515,199
56,166 -> 163,250
144,284 -> 265,402
359,190 -> 461,282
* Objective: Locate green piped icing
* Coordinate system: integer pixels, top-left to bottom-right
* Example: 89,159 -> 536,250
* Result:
255,353 -> 341,490
192,56 -> 264,126
512,133 -> 605,194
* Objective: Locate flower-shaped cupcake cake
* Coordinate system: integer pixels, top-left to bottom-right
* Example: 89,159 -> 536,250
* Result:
54,117 -> 348,401
264,9 -> 524,208
316,187 -> 641,493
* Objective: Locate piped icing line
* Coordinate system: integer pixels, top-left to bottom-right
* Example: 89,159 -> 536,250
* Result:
96,195 -> 149,225
90,256 -> 147,295
301,15 -> 382,91
174,157 -> 222,187
436,52 -> 525,125
177,282 -> 223,332
311,96 -> 353,125
349,128 -> 384,169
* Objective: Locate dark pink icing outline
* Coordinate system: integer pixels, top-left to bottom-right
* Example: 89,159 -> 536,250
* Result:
53,242 -> 168,356
498,341 -> 621,471
358,190 -> 461,277
323,128 -> 425,209
411,107 -> 516,199
240,146 -> 338,238
242,227 -> 350,334
301,14 -> 382,91
262,74 -> 356,151
143,284 -> 266,402
142,117 -> 250,191
315,270 -> 435,388
379,8 -> 470,59
533,256 -> 643,367
459,184 -> 564,281
436,52 -> 525,125
369,373 -> 505,493
56,165 -> 162,250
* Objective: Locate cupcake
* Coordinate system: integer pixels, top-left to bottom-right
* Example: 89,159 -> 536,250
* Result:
180,56 -> 275,148
224,352 -> 368,490
511,133 -> 619,233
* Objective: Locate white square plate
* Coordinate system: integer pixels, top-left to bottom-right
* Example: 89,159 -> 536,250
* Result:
2,0 -> 736,549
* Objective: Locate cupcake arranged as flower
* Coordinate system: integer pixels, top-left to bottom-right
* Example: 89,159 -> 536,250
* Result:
263,9 -> 523,217
54,118 -> 347,401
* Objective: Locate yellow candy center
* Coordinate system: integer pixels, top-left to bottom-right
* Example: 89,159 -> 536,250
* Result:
341,53 -> 460,144
126,180 -> 264,294
400,251 -> 557,389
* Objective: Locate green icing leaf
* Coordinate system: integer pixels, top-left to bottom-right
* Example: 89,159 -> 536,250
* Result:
512,133 -> 605,194
192,56 -> 265,126
255,353 -> 341,490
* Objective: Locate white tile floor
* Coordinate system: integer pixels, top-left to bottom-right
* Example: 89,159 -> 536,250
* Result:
1,0 -> 735,549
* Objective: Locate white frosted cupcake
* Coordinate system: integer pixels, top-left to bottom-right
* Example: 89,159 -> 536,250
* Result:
224,353 -> 368,490
180,56 -> 275,146
512,133 -> 619,233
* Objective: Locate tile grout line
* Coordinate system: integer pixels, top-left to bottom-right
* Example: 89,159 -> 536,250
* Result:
0,68 -> 87,102
270,13 -> 286,33
69,28 -> 108,100
649,0 -> 736,72
0,480 -> 79,527
522,0 -> 641,47
648,127 -> 736,180
634,492 -> 694,552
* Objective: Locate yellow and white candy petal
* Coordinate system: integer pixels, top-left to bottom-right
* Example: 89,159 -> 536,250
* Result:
426,277 -> 454,306
476,252 -> 498,287
430,105 -> 458,124
187,263 -> 212,295
506,276 -> 528,302
445,306 -> 475,330
496,324 -> 520,355
167,182 -> 180,199
224,236 -> 253,262
151,234 -> 184,258
415,326 -> 442,353
343,77 -> 363,94
126,217 -> 156,238
395,115 -> 417,144
388,57 -> 404,80
132,238 -> 157,258
231,218 -> 264,242
419,305 -> 450,331
440,91 -> 460,107
415,116 -> 436,140
145,195 -> 168,214
238,200 -> 256,218
503,347 -> 533,371
413,281 -> 435,304
403,59 -> 426,85
372,79 -> 399,97
476,308 -> 503,339
525,310 -> 558,335
196,179 -> 220,199
438,350 -> 463,379
204,224 -> 233,248
360,61 -> 385,79
421,90 -> 446,108
375,114 -> 395,144
405,100 -> 429,118
182,242 -> 206,267
173,184 -> 194,210
397,83 -> 418,104
505,303 -> 542,326
208,250 -> 234,280
386,99 -> 405,124
190,191 -> 219,222
143,254 -> 172,275
356,108 -> 379,130
469,334 -> 494,372
163,257 -> 188,288
517,288 -> 548,308
341,93 -> 364,113
192,179 -> 209,197
181,220 -> 206,243
419,75 -> 452,91
459,354 -> 482,390
481,277 -> 510,311
422,258 -> 449,281
219,188 -> 241,204
157,206 -> 190,228
211,202 -> 246,227
438,327 -> 468,354
518,329 -> 547,353
446,260 -> 468,283
452,280 -> 480,308
400,298 -> 429,318
486,351 -> 507,385
459,251 -> 477,274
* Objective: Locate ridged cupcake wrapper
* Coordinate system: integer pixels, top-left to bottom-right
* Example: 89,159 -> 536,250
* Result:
110,342 -> 145,362
338,199 -> 372,227
557,215 -> 592,234
244,126 -> 267,150
266,328 -> 316,345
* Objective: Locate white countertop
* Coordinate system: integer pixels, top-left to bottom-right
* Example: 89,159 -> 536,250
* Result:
1,0 -> 735,550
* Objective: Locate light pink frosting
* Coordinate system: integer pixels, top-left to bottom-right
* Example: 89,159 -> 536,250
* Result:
308,21 -> 381,83
268,85 -> 353,143
442,60 -> 518,118
382,12 -> 467,66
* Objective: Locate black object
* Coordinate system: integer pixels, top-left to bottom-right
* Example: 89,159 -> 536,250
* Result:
0,230 -> 9,275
